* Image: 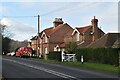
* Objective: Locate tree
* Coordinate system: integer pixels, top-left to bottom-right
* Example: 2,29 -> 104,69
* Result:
65,41 -> 78,54
0,24 -> 6,54
0,22 -> 28,54
0,24 -> 6,34
2,37 -> 11,54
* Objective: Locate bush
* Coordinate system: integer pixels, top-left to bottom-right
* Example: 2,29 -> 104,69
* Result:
47,51 -> 61,61
65,41 -> 78,54
75,48 -> 118,66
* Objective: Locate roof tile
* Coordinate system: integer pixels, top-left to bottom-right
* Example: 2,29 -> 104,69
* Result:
76,25 -> 92,33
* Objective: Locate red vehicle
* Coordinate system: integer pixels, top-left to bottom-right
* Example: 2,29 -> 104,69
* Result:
16,47 -> 32,57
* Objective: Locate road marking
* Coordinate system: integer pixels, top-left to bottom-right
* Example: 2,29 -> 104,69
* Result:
3,58 -> 81,80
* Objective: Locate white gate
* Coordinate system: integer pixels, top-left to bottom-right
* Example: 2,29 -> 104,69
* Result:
61,51 -> 77,62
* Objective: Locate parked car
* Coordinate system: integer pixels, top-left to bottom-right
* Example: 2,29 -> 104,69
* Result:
15,47 -> 32,58
6,52 -> 15,56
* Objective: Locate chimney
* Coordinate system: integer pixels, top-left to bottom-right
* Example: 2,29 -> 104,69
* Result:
91,16 -> 98,27
53,18 -> 64,28
91,16 -> 98,42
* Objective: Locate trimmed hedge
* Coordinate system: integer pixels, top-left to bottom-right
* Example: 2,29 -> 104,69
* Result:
47,51 -> 61,61
47,48 -> 119,66
76,48 -> 119,66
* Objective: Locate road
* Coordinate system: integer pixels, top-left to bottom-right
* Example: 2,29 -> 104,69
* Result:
2,56 -> 119,80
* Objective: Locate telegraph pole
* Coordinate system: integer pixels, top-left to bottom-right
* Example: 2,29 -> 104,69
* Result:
37,15 -> 40,57
37,15 -> 46,59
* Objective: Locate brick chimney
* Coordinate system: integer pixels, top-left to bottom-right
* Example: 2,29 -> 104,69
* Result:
53,18 -> 63,28
91,16 -> 98,27
91,16 -> 98,41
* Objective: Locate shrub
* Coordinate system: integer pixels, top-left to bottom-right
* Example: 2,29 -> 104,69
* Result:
65,41 -> 78,54
75,48 -> 118,66
47,51 -> 61,61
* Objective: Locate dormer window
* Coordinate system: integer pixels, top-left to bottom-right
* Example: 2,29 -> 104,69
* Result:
54,45 -> 60,51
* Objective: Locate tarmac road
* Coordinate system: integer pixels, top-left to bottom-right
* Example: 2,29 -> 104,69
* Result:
2,56 -> 119,80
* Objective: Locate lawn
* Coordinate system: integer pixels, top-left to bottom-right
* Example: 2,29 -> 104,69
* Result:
30,58 -> 119,73
61,62 -> 119,73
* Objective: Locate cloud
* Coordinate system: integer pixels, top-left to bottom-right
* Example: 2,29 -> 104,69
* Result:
58,2 -> 117,33
0,18 -> 36,41
40,2 -> 118,33
0,1 -> 118,41
0,6 -> 7,12
60,2 -> 118,33
97,3 -> 118,33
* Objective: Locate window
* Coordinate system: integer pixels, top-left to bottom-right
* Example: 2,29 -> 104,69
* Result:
54,47 -> 57,51
45,36 -> 48,43
31,40 -> 34,45
80,35 -> 82,41
74,32 -> 79,41
45,47 -> 48,54
40,38 -> 42,43
54,45 -> 60,51
40,48 -> 42,53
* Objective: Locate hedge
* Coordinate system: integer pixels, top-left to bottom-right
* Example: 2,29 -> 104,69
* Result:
47,51 -> 61,61
76,48 -> 119,66
47,48 -> 119,66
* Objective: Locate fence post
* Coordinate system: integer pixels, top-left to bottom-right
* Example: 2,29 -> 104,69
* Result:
81,55 -> 84,64
61,51 -> 65,62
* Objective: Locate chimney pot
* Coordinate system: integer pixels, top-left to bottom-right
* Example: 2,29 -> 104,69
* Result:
91,16 -> 98,27
53,18 -> 64,27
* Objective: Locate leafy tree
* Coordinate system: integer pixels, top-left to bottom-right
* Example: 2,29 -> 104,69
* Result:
65,41 -> 78,54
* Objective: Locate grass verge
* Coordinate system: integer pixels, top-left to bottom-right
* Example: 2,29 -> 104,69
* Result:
30,58 -> 119,73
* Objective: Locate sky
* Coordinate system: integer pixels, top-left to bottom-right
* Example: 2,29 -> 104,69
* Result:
0,0 -> 119,41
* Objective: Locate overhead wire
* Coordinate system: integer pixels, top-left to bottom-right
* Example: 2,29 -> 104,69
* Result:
1,2 -> 75,18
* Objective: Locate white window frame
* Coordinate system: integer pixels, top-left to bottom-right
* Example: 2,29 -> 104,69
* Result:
54,45 -> 60,51
45,47 -> 48,54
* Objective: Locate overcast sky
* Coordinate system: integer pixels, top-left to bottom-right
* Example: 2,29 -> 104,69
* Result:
0,0 -> 119,41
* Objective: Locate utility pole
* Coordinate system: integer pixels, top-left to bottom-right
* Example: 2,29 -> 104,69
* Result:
37,15 -> 40,57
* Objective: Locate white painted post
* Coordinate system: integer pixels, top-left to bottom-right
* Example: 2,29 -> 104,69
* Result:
61,51 -> 65,62
81,55 -> 84,64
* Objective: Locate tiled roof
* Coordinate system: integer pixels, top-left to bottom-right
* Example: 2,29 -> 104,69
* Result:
76,25 -> 92,34
31,23 -> 69,40
60,43 -> 65,48
50,24 -> 65,36
31,35 -> 37,40
87,33 -> 120,48
43,27 -> 53,37
64,28 -> 74,37
43,24 -> 66,37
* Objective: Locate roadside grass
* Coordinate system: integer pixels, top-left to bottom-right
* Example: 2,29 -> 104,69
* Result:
30,58 -> 119,73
